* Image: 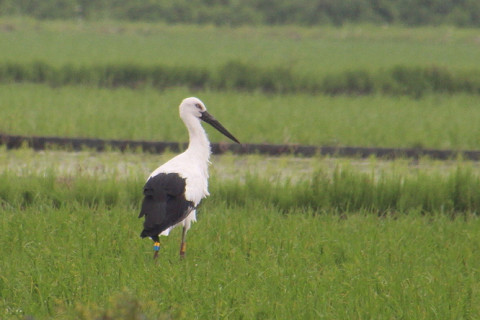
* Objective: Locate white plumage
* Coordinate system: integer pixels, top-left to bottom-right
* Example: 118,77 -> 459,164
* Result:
139,97 -> 239,258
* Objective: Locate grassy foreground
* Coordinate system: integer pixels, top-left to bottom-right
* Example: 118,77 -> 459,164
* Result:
1,150 -> 480,319
1,201 -> 480,319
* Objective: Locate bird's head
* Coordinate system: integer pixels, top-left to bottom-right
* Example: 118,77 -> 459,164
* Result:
179,97 -> 207,119
179,97 -> 240,144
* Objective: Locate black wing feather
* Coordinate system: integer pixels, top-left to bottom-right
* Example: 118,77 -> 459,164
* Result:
139,173 -> 194,240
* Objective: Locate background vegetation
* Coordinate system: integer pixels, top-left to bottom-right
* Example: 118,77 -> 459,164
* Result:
1,0 -> 480,27
2,84 -> 480,149
1,20 -> 480,150
2,60 -> 480,96
1,21 -> 480,97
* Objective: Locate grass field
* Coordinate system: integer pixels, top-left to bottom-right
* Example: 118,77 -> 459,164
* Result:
2,203 -> 479,319
1,19 -> 480,149
3,148 -> 480,214
1,84 -> 480,149
2,19 -> 480,320
1,19 -> 480,76
1,149 -> 480,319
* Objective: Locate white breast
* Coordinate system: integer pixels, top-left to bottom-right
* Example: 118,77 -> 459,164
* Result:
149,151 -> 210,206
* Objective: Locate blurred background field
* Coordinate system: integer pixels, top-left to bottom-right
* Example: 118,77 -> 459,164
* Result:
1,19 -> 480,72
0,19 -> 480,150
1,3 -> 480,319
1,20 -> 480,96
1,84 -> 480,149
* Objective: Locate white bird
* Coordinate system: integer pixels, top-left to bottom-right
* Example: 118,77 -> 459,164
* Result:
138,97 -> 240,259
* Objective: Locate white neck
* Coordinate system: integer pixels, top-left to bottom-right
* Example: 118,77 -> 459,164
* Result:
183,115 -> 211,164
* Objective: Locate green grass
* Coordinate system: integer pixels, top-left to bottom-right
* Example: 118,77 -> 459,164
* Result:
3,154 -> 480,215
1,19 -> 480,318
1,84 -> 480,149
1,150 -> 480,319
1,195 -> 479,319
1,19 -> 480,148
2,20 -> 480,97
1,19 -> 480,76
3,60 -> 480,96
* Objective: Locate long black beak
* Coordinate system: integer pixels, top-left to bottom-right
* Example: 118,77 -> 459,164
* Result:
200,111 -> 240,144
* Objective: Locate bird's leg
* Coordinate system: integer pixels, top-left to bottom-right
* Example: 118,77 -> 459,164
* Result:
153,241 -> 161,260
180,226 -> 187,258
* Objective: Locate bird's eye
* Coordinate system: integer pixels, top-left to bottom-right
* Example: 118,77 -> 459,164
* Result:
195,103 -> 202,110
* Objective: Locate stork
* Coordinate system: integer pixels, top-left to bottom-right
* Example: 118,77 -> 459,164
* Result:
139,97 -> 240,259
